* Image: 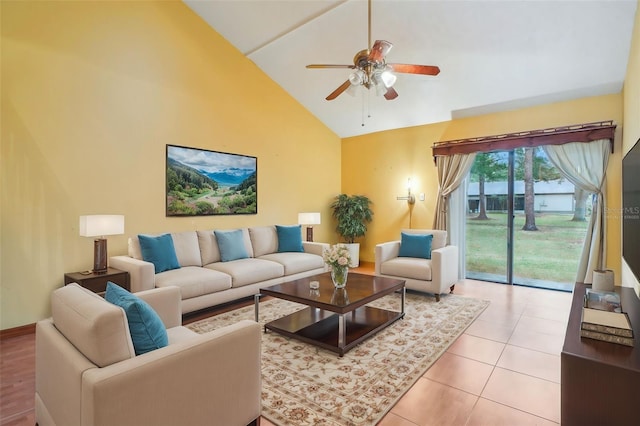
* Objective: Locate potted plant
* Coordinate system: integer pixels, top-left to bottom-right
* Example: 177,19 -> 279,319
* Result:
330,194 -> 373,267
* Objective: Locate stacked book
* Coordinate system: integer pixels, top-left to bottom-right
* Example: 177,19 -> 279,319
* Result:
581,288 -> 634,347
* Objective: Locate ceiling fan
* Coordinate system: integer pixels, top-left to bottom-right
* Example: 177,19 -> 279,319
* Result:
306,0 -> 440,101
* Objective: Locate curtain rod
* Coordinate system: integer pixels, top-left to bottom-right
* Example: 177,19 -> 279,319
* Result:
432,121 -> 616,157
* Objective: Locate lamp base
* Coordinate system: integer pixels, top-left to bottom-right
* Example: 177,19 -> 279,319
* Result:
306,226 -> 314,242
93,238 -> 108,274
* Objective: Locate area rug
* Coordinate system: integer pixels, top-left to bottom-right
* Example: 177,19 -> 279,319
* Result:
187,292 -> 489,426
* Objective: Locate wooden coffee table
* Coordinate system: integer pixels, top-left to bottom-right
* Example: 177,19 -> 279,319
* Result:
255,272 -> 405,356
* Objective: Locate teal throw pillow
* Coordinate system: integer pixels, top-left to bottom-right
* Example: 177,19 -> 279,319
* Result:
105,282 -> 168,356
138,233 -> 180,273
398,232 -> 433,259
276,225 -> 304,253
214,229 -> 249,262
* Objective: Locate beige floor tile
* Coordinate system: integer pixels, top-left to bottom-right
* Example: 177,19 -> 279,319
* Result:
525,288 -> 573,308
378,412 -> 420,426
447,333 -> 506,365
478,304 -> 523,328
260,417 -> 277,426
423,352 -> 494,395
481,367 -> 561,423
522,303 -> 570,323
507,324 -> 565,355
464,319 -> 515,343
516,315 -> 567,337
391,377 -> 478,426
466,398 -> 559,426
497,344 -> 561,383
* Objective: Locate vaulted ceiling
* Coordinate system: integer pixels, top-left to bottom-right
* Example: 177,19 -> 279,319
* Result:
185,0 -> 637,138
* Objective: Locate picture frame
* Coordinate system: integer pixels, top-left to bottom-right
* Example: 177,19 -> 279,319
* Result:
166,145 -> 257,216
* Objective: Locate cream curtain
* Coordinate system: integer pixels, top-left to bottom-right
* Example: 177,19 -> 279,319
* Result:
433,153 -> 476,231
543,139 -> 610,283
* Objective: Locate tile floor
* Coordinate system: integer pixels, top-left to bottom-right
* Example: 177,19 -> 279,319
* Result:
262,278 -> 572,426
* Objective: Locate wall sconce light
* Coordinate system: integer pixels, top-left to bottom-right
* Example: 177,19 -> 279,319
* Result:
79,215 -> 125,274
298,212 -> 321,242
396,178 -> 416,204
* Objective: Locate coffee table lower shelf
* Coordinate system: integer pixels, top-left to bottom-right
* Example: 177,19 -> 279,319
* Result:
264,305 -> 404,356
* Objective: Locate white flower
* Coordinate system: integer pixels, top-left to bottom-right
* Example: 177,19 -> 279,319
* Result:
323,244 -> 351,270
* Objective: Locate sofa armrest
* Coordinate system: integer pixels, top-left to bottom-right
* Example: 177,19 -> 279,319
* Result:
109,255 -> 155,293
375,241 -> 401,274
136,286 -> 182,329
36,319 -> 97,426
303,241 -> 330,257
81,320 -> 261,426
431,245 -> 459,291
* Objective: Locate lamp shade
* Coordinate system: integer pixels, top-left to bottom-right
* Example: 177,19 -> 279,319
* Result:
298,212 -> 321,225
79,215 -> 125,237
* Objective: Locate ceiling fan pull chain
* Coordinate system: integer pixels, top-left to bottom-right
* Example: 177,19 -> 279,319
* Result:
361,89 -> 365,127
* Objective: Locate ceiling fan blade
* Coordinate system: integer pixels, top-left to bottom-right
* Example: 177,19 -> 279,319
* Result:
368,40 -> 393,62
306,64 -> 355,69
326,80 -> 352,101
389,64 -> 441,76
384,86 -> 398,100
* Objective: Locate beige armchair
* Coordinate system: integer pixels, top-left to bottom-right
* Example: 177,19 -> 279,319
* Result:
375,229 -> 459,301
36,283 -> 261,426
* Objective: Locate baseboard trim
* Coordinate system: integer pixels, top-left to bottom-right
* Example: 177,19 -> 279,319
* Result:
1,323 -> 36,340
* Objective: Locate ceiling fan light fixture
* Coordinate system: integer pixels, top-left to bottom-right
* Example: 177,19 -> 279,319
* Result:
380,68 -> 397,88
346,83 -> 359,97
375,81 -> 388,96
349,69 -> 365,85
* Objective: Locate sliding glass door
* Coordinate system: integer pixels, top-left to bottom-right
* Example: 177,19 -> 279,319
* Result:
465,151 -> 511,283
465,148 -> 588,291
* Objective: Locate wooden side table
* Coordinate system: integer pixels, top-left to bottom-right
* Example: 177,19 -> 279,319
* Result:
561,282 -> 640,425
64,267 -> 130,295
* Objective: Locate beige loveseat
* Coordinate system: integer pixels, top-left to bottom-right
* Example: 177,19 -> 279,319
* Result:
375,229 -> 459,301
111,226 -> 329,314
36,283 -> 261,426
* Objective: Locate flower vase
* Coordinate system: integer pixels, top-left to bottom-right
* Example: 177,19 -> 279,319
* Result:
331,266 -> 348,288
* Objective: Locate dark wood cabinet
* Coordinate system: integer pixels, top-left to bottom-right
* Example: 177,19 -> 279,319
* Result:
561,282 -> 640,425
64,268 -> 130,295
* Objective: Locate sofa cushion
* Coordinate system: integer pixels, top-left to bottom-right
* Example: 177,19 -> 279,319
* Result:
215,229 -> 249,262
249,226 -> 278,257
206,258 -> 284,288
259,252 -> 324,275
105,282 -> 168,356
276,225 -> 304,253
380,257 -> 433,281
170,231 -> 202,267
138,234 -> 180,273
154,266 -> 232,300
399,232 -> 433,259
51,283 -> 135,367
197,230 -> 221,265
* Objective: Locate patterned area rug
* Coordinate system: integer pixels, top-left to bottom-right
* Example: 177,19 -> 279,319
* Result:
187,291 -> 489,425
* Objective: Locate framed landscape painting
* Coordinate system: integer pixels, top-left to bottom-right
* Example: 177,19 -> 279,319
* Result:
166,145 -> 257,216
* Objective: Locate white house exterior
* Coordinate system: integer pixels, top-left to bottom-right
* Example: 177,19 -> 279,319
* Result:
467,179 -> 585,213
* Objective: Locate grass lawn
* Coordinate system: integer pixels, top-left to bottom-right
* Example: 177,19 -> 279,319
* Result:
466,212 -> 588,284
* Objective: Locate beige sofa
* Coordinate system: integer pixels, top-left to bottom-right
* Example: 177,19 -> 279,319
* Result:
36,283 -> 261,426
375,229 -> 459,301
111,226 -> 329,314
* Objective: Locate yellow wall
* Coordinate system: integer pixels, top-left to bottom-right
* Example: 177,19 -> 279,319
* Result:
343,94 -> 624,273
0,0 -> 341,329
622,1 -> 640,289
623,2 -> 640,155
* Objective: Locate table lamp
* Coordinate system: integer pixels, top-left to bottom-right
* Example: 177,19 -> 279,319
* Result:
298,212 -> 321,242
79,215 -> 125,274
